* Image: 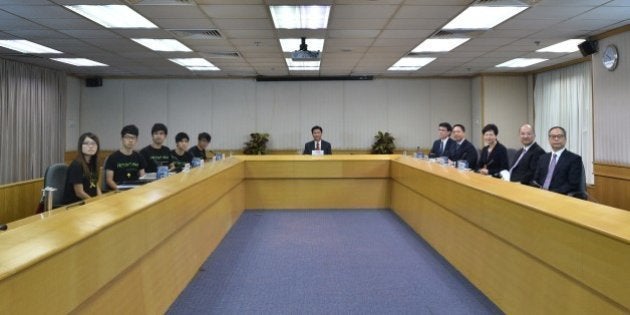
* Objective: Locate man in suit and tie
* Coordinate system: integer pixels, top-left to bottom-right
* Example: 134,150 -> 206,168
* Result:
429,122 -> 456,158
533,126 -> 583,195
448,124 -> 478,171
509,124 -> 545,184
303,125 -> 332,155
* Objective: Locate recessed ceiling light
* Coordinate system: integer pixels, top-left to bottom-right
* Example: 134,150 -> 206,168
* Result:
495,58 -> 547,68
65,5 -> 157,29
388,57 -> 436,71
169,58 -> 220,71
443,6 -> 528,30
132,38 -> 192,52
285,58 -> 320,71
0,40 -> 62,54
536,39 -> 585,53
412,38 -> 470,53
270,6 -> 330,29
280,38 -> 324,52
51,58 -> 108,67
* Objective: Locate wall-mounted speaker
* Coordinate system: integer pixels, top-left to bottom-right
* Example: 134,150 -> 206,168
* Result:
85,77 -> 103,87
578,40 -> 598,57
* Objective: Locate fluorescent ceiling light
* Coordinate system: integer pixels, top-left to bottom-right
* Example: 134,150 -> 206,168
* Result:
169,58 -> 219,71
443,6 -> 528,30
285,58 -> 320,71
270,6 -> 330,29
536,39 -> 585,53
280,38 -> 324,52
65,5 -> 157,28
496,58 -> 547,68
132,38 -> 192,52
388,57 -> 436,71
51,58 -> 108,67
412,38 -> 470,53
0,40 -> 62,54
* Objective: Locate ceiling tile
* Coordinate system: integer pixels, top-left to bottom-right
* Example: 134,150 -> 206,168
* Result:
332,5 -> 399,19
200,4 -> 268,19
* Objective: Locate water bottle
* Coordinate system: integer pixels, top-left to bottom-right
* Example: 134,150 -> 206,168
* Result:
415,146 -> 424,159
157,165 -> 169,179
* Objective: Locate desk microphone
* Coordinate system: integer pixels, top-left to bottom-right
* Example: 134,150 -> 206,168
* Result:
0,223 -> 7,231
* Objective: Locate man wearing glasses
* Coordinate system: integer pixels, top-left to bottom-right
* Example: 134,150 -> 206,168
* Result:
429,122 -> 456,158
533,126 -> 583,195
105,124 -> 147,191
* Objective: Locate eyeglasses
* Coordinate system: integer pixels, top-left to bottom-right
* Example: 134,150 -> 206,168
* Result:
548,134 -> 565,139
82,141 -> 98,146
123,135 -> 137,140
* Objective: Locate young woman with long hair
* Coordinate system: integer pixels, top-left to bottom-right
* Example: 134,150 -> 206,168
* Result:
63,132 -> 101,204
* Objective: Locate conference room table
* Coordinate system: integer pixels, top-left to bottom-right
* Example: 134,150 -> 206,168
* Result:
0,155 -> 628,314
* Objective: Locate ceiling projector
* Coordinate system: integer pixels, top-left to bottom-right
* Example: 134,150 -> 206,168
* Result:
291,37 -> 321,61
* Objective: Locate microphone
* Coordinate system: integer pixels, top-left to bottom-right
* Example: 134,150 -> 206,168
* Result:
0,223 -> 7,231
530,180 -> 542,188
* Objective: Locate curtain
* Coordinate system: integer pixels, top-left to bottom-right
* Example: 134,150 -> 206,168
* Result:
0,58 -> 66,184
534,62 -> 593,184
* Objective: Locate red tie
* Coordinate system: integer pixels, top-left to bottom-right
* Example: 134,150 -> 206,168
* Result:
316,142 -> 320,150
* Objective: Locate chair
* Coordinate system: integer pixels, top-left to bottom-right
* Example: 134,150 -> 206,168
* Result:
568,165 -> 588,200
101,156 -> 109,193
506,148 -> 518,166
43,163 -> 69,208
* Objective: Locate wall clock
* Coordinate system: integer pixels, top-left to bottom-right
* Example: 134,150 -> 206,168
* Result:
602,44 -> 619,71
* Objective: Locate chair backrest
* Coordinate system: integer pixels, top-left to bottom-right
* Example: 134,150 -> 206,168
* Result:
101,156 -> 109,193
43,163 -> 68,208
506,148 -> 518,166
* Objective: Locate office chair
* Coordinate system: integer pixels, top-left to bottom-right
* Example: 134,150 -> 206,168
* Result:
42,163 -> 69,208
101,156 -> 109,193
568,165 -> 588,200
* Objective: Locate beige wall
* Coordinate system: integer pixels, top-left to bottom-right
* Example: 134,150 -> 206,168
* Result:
68,78 -> 473,151
481,75 -> 530,149
593,30 -> 630,165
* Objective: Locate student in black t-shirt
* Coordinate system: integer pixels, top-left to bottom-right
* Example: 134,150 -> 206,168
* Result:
171,132 -> 194,172
105,124 -> 147,191
63,132 -> 101,204
140,123 -> 173,173
189,132 -> 211,160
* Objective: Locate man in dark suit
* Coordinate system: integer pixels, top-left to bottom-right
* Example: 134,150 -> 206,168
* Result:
448,124 -> 478,171
533,126 -> 583,195
303,125 -> 332,155
509,124 -> 545,184
429,122 -> 456,158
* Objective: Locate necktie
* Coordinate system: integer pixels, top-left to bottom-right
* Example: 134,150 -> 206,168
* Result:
509,149 -> 526,173
542,153 -> 557,190
439,141 -> 444,155
316,142 -> 320,150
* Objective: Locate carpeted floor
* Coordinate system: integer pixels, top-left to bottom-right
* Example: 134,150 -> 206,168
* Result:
167,209 -> 503,314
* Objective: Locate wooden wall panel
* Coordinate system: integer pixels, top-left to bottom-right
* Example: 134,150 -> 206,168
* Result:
0,179 -> 43,223
592,163 -> 630,211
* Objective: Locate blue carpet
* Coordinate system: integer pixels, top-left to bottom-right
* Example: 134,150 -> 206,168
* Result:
167,209 -> 503,314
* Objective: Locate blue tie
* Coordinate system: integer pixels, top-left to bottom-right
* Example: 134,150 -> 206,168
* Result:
543,153 -> 557,190
439,141 -> 444,155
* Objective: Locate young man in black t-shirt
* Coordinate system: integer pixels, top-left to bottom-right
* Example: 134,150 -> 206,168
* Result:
188,132 -> 211,160
140,123 -> 173,173
105,124 -> 147,191
171,132 -> 194,172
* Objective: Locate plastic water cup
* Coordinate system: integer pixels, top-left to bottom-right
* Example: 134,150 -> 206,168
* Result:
157,165 -> 169,179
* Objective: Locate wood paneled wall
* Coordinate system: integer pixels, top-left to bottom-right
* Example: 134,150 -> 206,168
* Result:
0,179 -> 42,224
591,163 -> 630,211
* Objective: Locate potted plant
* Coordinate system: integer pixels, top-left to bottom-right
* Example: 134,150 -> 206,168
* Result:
371,131 -> 395,154
243,132 -> 270,155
